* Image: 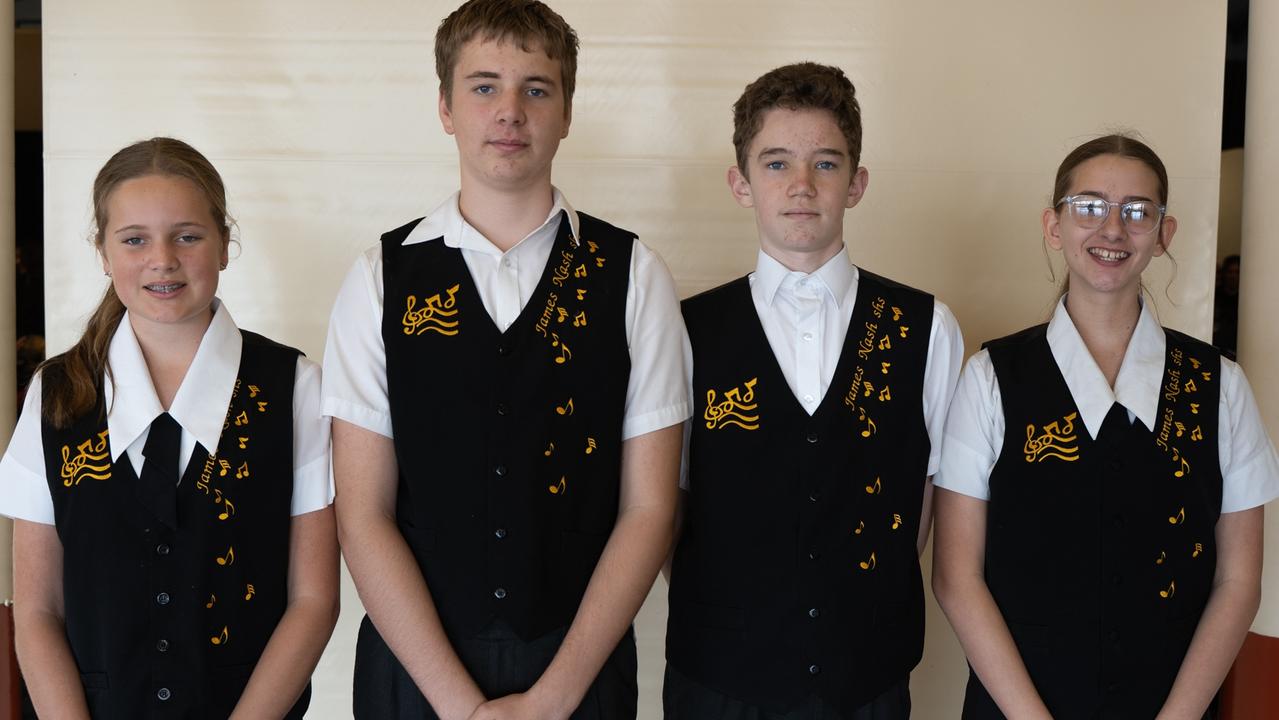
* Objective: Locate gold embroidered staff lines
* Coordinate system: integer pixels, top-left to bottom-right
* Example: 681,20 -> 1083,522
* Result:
1023,411 -> 1080,463
60,429 -> 112,486
402,284 -> 461,336
703,377 -> 760,431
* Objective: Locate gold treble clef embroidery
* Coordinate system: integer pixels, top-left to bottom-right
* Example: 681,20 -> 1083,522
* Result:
61,430 -> 112,487
703,378 -> 761,431
402,284 -> 461,336
1024,412 -> 1080,463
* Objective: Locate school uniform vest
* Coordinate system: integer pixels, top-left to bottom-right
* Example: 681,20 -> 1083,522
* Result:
668,270 -> 934,716
965,326 -> 1222,720
42,331 -> 305,720
381,211 -> 633,642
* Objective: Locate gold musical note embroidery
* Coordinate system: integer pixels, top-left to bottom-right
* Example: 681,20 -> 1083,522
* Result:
402,284 -> 461,336
1159,580 -> 1176,598
1192,542 -> 1203,558
1189,426 -> 1203,442
587,240 -> 599,253
60,429 -> 112,487
703,378 -> 761,431
576,288 -> 587,301
865,477 -> 882,495
1168,507 -> 1185,525
891,306 -> 903,321
595,257 -> 606,268
556,398 -> 575,416
1171,447 -> 1189,478
572,311 -> 587,328
551,333 -> 572,364
1156,551 -> 1166,565
881,362 -> 891,374
1023,412 -> 1080,463
218,499 -> 236,521
1174,421 -> 1186,438
206,594 -> 217,608
1201,371 -> 1212,382
211,626 -> 229,646
244,584 -> 255,601
878,386 -> 891,402
257,401 -> 268,413
899,326 -> 909,339
891,513 -> 902,530
556,307 -> 568,324
544,442 -> 555,457
549,476 -> 566,495
234,411 -> 249,427
218,459 -> 231,477
1189,403 -> 1200,415
216,546 -> 235,566
857,407 -> 877,438
1189,357 -> 1201,370
574,263 -> 588,279
863,381 -> 875,398
585,437 -> 597,455
248,385 -> 259,398
859,552 -> 877,571
237,436 -> 248,449
1183,379 -> 1197,394
235,462 -> 250,479
878,335 -> 892,351
854,520 -> 864,535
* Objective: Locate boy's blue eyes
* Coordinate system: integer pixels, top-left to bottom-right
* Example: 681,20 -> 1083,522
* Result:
764,160 -> 839,171
120,234 -> 201,246
472,85 -> 550,97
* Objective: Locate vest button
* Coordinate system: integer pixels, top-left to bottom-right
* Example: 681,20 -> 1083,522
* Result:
155,592 -> 171,606
808,550 -> 820,560
809,491 -> 820,502
1106,459 -> 1123,472
1112,514 -> 1125,528
498,344 -> 510,356
1111,574 -> 1122,586
495,465 -> 508,478
156,639 -> 169,652
808,608 -> 820,619
156,543 -> 170,556
1107,681 -> 1122,693
1109,629 -> 1120,642
496,403 -> 507,416
156,687 -> 172,701
494,587 -> 508,599
806,432 -> 819,444
808,664 -> 821,675
494,528 -> 507,539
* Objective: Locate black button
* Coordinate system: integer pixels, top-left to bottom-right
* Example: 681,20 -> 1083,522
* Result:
808,608 -> 820,619
494,587 -> 508,599
809,491 -> 820,502
496,404 -> 507,416
1106,459 -> 1123,472
156,544 -> 170,556
1107,681 -> 1122,693
156,638 -> 169,652
1112,514 -> 1126,528
494,528 -> 507,539
498,344 -> 510,356
495,465 -> 508,478
156,687 -> 171,701
808,550 -> 820,560
808,664 -> 821,675
1109,629 -> 1120,642
156,592 -> 171,606
806,432 -> 819,444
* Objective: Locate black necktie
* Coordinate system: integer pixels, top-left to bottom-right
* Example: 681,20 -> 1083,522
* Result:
138,412 -> 181,529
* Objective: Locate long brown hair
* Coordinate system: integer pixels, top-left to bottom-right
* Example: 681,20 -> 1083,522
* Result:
40,138 -> 231,428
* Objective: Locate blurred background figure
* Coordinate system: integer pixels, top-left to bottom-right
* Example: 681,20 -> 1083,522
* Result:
1215,254 -> 1240,359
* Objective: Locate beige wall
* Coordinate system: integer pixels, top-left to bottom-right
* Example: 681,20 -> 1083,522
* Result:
40,2 -> 1230,717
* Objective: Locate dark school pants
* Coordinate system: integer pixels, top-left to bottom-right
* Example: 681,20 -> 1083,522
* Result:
353,615 -> 638,719
663,665 -> 910,720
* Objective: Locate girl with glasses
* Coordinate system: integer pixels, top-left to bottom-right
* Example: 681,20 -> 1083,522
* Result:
0,138 -> 340,718
931,134 -> 1278,719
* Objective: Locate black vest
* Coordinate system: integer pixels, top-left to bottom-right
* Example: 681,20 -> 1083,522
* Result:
42,331 -> 305,719
381,211 -> 633,641
964,326 -> 1222,719
669,270 -> 934,716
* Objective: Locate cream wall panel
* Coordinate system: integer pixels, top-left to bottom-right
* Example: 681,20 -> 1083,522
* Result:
43,2 -> 1229,718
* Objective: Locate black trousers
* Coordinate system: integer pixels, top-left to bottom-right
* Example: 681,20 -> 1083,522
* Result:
353,615 -> 638,719
663,665 -> 911,720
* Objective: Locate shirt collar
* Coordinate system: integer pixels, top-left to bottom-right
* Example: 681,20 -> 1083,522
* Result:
104,299 -> 242,462
1045,295 -> 1165,439
402,187 -> 580,253
751,246 -> 855,307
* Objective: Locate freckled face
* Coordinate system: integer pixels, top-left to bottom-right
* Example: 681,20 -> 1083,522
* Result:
100,174 -> 228,337
1044,154 -> 1176,299
729,108 -> 867,267
439,38 -> 570,193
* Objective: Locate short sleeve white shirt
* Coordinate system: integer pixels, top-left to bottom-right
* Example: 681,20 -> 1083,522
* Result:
0,300 -> 333,523
936,297 -> 1279,513
322,189 -> 692,441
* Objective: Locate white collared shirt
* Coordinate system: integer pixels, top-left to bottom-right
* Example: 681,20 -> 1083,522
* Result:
935,296 -> 1279,512
322,188 -> 692,441
748,249 -> 965,476
0,300 -> 333,523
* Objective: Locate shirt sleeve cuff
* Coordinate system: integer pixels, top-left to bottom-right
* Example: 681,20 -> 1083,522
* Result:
322,396 -> 394,439
0,460 -> 55,524
622,401 -> 692,441
933,435 -> 993,501
290,453 -> 335,516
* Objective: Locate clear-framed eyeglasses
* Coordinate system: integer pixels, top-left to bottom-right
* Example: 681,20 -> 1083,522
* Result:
1057,195 -> 1166,234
